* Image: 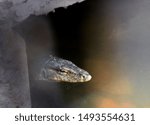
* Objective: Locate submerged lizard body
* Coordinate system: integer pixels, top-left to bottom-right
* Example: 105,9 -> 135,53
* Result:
38,55 -> 92,83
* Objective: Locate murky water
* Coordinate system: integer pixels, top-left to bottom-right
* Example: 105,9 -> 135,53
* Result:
16,0 -> 150,107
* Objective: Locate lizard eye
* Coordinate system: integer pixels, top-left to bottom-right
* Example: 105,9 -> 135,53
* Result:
59,69 -> 68,74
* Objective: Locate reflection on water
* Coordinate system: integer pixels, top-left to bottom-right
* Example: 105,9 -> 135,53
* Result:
16,0 -> 150,107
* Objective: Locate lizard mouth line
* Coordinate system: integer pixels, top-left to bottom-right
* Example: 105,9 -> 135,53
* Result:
38,55 -> 92,83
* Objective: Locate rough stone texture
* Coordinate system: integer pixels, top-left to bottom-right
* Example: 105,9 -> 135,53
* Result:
0,0 -> 84,26
0,0 -> 85,107
0,27 -> 31,107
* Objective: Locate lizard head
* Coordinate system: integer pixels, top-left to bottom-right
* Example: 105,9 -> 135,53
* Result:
39,55 -> 92,83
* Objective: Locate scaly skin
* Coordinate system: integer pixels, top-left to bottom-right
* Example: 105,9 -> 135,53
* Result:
38,55 -> 92,83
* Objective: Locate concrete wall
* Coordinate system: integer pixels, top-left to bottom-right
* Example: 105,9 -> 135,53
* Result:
0,0 -> 85,107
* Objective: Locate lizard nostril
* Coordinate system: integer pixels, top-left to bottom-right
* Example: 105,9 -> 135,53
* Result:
81,74 -> 92,82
